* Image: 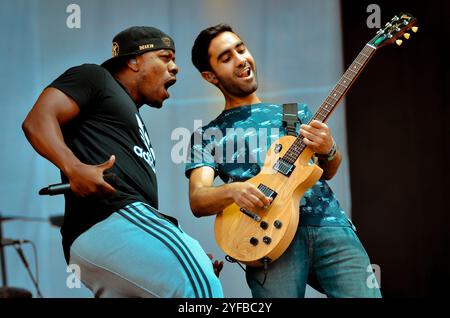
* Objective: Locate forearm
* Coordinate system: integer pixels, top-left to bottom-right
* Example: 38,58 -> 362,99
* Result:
23,87 -> 84,177
317,148 -> 342,180
189,183 -> 237,217
300,120 -> 344,180
22,114 -> 81,176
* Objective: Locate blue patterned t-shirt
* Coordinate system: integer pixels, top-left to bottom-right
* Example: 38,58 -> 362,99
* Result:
185,103 -> 353,228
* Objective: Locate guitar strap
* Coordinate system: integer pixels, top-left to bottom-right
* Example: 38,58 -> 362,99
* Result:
282,103 -> 300,136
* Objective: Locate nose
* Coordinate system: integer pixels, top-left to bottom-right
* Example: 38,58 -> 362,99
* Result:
169,61 -> 179,75
235,51 -> 247,67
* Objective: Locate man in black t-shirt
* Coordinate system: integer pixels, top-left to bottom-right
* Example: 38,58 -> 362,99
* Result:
22,26 -> 223,298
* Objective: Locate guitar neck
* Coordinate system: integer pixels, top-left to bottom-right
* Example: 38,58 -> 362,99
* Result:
312,44 -> 377,122
282,44 -> 378,164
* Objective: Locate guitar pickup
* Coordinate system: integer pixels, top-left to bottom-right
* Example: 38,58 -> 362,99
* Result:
239,184 -> 277,222
258,184 -> 278,202
273,158 -> 295,177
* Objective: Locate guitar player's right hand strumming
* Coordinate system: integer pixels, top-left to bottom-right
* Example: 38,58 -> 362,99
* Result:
188,166 -> 271,217
229,182 -> 272,211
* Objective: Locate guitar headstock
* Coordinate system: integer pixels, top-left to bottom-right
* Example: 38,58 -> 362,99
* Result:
369,13 -> 417,48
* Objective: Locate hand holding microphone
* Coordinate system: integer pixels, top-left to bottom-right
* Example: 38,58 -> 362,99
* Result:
39,155 -> 117,198
39,173 -> 117,196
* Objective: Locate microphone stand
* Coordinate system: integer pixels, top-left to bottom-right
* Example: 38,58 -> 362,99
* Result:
12,242 -> 43,298
0,213 -> 8,286
0,211 -> 56,298
0,212 -> 32,298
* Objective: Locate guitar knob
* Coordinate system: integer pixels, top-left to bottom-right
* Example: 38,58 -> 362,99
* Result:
250,237 -> 259,246
403,33 -> 410,39
273,220 -> 283,229
411,26 -> 418,33
263,236 -> 272,245
274,144 -> 282,153
260,221 -> 268,230
395,39 -> 403,46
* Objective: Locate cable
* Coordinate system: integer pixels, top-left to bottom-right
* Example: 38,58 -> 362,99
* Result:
260,258 -> 269,286
225,255 -> 269,287
225,255 -> 246,272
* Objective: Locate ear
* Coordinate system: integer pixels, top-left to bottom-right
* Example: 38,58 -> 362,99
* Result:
201,71 -> 218,85
127,57 -> 139,71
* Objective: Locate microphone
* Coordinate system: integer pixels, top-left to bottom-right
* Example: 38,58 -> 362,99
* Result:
38,173 -> 118,196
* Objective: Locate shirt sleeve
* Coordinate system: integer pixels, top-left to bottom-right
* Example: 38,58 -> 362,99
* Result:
48,64 -> 106,112
185,128 -> 219,179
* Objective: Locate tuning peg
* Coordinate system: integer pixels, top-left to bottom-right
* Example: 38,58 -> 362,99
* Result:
403,33 -> 410,39
395,39 -> 403,46
411,26 -> 418,33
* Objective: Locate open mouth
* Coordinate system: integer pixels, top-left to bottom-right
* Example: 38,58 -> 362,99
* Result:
237,67 -> 252,78
164,78 -> 176,90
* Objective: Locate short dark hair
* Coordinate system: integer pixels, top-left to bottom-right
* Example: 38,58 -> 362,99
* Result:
191,24 -> 234,72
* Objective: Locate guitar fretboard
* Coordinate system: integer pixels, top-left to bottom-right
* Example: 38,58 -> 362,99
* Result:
282,44 -> 377,165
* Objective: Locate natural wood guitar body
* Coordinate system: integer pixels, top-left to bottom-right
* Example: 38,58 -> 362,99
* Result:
214,136 -> 322,266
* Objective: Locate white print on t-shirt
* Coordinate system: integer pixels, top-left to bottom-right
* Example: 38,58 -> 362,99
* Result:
133,114 -> 156,172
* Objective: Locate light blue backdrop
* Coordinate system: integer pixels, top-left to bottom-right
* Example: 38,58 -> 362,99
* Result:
0,0 -> 349,298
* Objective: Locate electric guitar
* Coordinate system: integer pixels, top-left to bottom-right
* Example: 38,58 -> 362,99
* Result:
214,13 -> 418,266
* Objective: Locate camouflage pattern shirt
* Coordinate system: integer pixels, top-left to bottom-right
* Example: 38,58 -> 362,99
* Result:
185,103 -> 353,228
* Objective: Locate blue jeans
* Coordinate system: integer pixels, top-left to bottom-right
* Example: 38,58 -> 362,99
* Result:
246,226 -> 382,298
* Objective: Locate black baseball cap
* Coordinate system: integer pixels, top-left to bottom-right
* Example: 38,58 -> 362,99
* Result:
101,26 -> 175,70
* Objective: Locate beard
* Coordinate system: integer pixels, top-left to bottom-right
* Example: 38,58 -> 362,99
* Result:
148,103 -> 163,109
144,97 -> 163,109
218,70 -> 258,98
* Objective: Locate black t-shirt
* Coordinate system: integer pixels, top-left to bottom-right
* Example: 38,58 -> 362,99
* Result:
49,64 -> 159,262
